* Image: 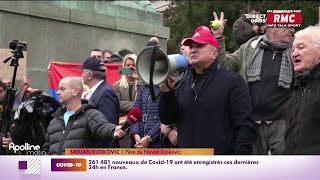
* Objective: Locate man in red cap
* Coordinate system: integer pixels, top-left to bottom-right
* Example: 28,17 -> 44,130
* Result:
158,26 -> 256,155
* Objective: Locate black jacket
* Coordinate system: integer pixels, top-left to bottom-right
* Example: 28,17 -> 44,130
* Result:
233,15 -> 258,48
89,81 -> 120,148
89,81 -> 120,125
43,101 -> 117,155
284,65 -> 320,154
159,61 -> 257,154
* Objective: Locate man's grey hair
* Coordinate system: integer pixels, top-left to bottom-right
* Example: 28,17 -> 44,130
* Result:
83,69 -> 106,80
295,26 -> 320,47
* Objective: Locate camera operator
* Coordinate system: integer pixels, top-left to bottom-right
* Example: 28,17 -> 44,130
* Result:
9,89 -> 61,154
0,40 -> 29,155
233,2 -> 265,48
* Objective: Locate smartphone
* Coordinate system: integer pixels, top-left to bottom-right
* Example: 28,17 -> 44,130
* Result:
118,67 -> 133,75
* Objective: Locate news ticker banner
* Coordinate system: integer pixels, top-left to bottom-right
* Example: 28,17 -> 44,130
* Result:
0,154 -> 320,180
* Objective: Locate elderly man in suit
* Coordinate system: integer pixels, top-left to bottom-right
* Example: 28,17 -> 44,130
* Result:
82,57 -> 120,147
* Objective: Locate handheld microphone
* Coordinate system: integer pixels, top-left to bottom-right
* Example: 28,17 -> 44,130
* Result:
121,107 -> 142,131
108,107 -> 142,148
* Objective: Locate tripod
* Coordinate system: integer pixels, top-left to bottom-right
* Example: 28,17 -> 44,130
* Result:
0,40 -> 27,154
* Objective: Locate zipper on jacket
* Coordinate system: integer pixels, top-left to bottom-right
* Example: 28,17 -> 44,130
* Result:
254,52 -> 276,107
58,115 -> 76,155
60,119 -> 66,139
55,117 -> 66,155
192,76 -> 205,102
143,95 -> 150,137
294,86 -> 306,148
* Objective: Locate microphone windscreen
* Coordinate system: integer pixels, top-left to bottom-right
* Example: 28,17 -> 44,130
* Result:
127,107 -> 142,124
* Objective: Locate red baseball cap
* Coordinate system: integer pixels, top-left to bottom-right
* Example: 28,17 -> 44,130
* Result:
183,27 -> 219,49
195,25 -> 211,33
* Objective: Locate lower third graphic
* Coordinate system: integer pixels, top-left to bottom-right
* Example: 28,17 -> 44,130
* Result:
18,159 -> 40,174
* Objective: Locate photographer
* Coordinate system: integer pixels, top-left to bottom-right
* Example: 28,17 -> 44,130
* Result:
0,40 -> 29,155
233,3 -> 265,48
9,90 -> 61,154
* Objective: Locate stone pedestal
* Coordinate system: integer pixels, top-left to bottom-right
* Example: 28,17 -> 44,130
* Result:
0,1 -> 169,91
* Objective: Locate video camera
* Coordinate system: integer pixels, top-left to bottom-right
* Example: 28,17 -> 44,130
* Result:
10,90 -> 61,152
16,90 -> 61,119
9,40 -> 28,51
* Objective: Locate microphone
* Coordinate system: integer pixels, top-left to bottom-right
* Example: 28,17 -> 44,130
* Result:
121,107 -> 142,131
108,107 -> 142,148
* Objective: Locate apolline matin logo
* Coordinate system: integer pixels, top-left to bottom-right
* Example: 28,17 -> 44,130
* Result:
9,142 -> 46,155
19,159 -> 40,175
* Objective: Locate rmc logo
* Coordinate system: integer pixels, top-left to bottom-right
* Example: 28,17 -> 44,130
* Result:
266,10 -> 302,28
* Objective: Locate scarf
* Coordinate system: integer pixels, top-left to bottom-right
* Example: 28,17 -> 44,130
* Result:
247,35 -> 293,88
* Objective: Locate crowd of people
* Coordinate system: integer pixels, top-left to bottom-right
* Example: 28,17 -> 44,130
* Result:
1,2 -> 320,155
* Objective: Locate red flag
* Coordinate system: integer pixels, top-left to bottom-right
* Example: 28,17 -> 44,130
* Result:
49,62 -> 121,100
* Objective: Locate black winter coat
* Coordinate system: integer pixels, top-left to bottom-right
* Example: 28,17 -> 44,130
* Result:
159,61 -> 257,154
284,65 -> 320,154
43,102 -> 116,155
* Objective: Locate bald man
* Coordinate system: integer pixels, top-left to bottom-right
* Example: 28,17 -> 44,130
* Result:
43,76 -> 126,155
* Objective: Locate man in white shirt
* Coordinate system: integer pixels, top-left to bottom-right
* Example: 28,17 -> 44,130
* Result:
81,57 -> 120,148
81,57 -> 120,125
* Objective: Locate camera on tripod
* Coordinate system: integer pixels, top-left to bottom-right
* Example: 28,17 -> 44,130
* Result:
9,40 -> 28,51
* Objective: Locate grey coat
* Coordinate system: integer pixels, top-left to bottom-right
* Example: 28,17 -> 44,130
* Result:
113,80 -> 137,114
